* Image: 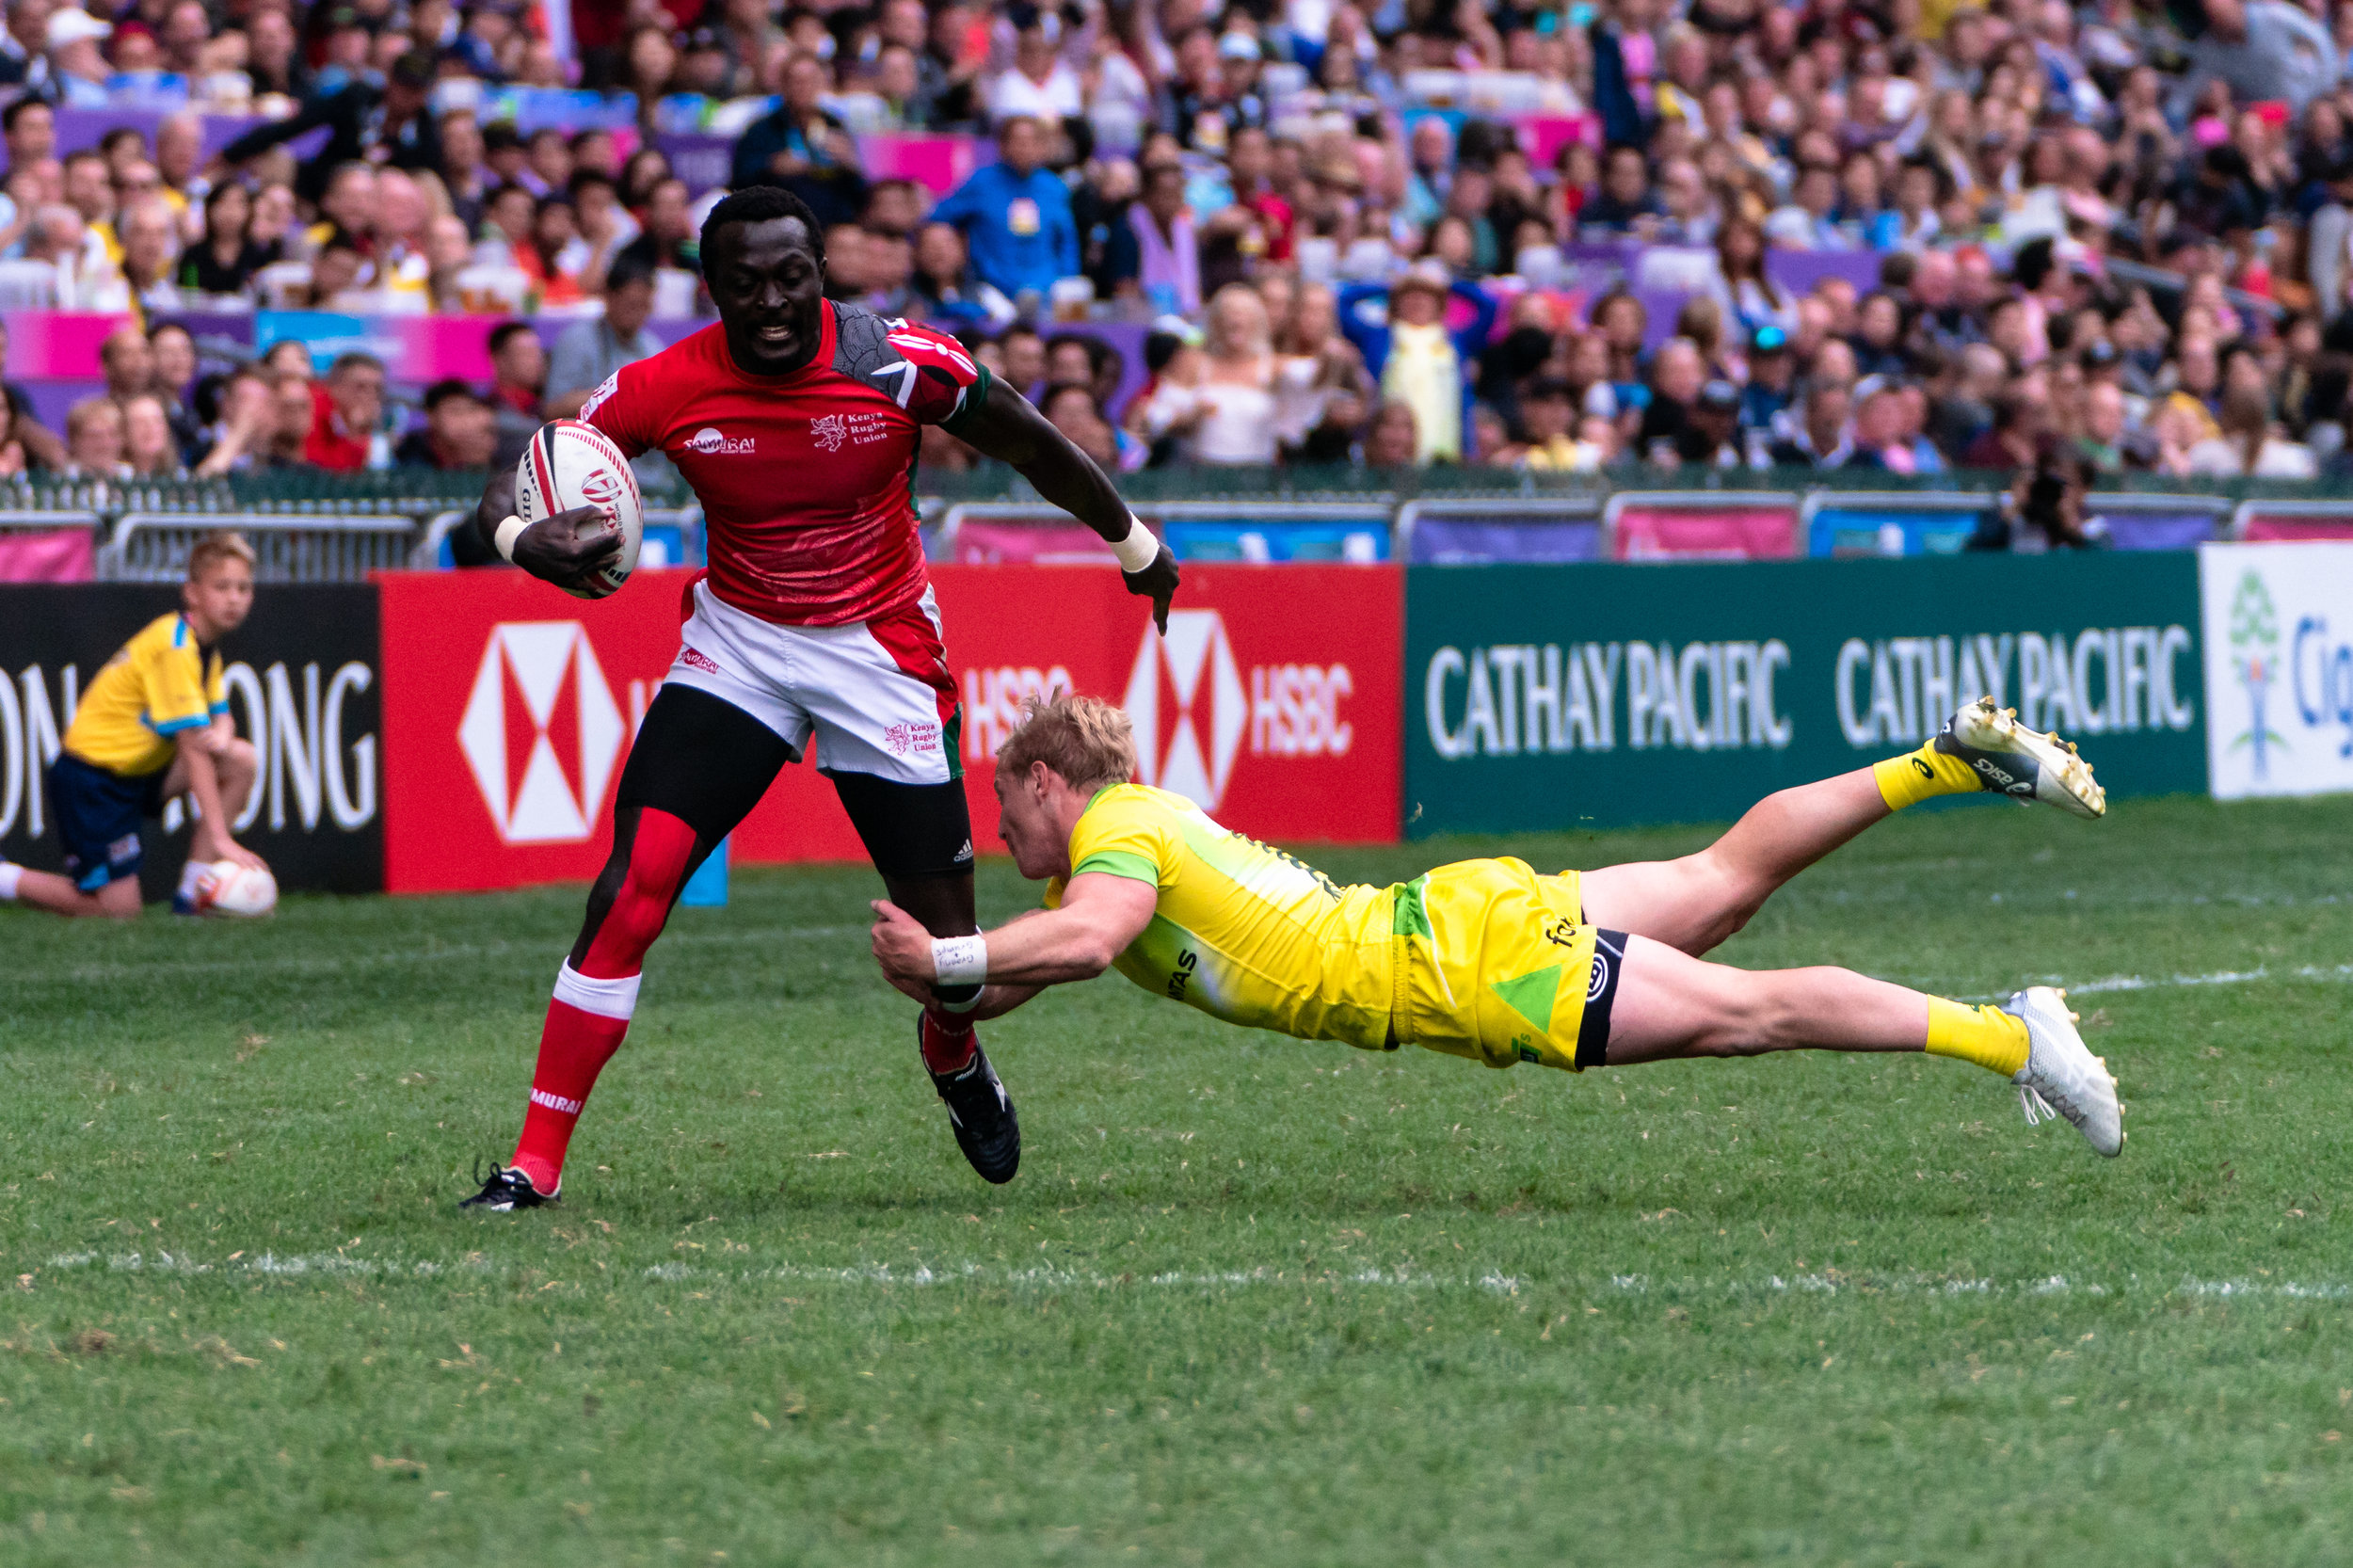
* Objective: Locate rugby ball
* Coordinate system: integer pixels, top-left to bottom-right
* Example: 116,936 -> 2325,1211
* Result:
197,861 -> 278,918
515,419 -> 643,600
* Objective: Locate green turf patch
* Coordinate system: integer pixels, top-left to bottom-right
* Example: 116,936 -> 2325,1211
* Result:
4,793 -> 2352,1564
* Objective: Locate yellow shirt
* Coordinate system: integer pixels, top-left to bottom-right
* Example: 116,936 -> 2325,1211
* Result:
63,612 -> 226,777
1045,784 -> 1397,1049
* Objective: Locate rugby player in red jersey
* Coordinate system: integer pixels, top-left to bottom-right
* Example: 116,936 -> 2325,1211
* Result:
459,185 -> 1179,1209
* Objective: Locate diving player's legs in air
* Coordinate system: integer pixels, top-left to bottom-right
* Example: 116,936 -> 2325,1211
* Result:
1596,932 -> 2121,1155
1581,697 -> 2107,957
1568,697 -> 2119,1154
464,687 -> 792,1208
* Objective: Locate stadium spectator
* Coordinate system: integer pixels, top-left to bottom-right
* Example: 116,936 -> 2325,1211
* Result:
191,367 -> 277,478
929,117 -> 1077,304
63,393 -> 127,477
100,324 -> 152,405
487,321 -> 547,448
394,378 -> 497,471
148,321 -> 200,463
121,392 -> 180,476
301,351 -> 388,472
1338,264 -> 1497,464
1128,161 -> 1200,316
731,50 -> 867,228
613,176 -> 697,278
217,50 -> 442,203
178,183 -> 269,297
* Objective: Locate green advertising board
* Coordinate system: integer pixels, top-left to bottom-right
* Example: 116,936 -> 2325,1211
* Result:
1404,552 -> 2207,837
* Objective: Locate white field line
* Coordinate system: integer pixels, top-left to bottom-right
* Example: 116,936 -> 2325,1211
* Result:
9,923 -> 870,986
21,938 -> 2353,1001
24,1250 -> 2353,1304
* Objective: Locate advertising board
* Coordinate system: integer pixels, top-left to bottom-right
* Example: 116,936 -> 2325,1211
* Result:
0,584 -> 383,895
378,565 -> 1401,894
1406,552 -> 2207,836
2200,541 -> 2353,800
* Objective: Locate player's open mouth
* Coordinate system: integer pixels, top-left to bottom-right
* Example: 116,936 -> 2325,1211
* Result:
755,326 -> 793,345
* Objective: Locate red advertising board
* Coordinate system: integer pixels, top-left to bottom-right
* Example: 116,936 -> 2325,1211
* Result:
377,565 -> 1401,894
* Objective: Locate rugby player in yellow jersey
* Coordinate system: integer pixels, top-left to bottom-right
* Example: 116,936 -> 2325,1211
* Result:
871,693 -> 2122,1164
0,530 -> 265,920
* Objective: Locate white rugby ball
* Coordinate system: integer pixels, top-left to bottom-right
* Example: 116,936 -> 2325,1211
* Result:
515,419 -> 644,600
197,861 -> 278,918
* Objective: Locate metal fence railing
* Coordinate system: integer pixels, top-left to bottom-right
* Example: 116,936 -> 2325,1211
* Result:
104,512 -> 421,583
0,470 -> 2347,586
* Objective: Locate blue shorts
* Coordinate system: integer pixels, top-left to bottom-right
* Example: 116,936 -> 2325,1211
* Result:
48,753 -> 169,891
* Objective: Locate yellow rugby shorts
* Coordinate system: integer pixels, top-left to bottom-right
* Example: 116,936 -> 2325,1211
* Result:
1390,857 -> 1626,1071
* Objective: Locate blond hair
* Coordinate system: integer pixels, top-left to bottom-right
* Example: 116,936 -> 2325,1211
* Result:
997,695 -> 1136,793
187,529 -> 256,583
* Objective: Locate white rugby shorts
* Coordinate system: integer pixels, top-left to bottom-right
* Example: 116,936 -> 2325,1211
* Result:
664,580 -> 961,785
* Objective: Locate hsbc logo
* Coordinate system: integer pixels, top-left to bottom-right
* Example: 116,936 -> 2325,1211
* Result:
457,622 -> 626,843
1123,610 -> 1247,809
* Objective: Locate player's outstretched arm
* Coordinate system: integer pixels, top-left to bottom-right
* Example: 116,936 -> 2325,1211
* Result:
871,872 -> 1157,1000
952,377 -> 1180,633
471,466 -> 626,596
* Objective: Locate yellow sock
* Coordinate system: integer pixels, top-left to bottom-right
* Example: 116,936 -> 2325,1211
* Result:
1872,739 -> 1982,811
1923,997 -> 2029,1077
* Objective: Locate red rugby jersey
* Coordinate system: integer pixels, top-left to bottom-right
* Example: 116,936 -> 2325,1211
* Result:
580,300 -> 989,626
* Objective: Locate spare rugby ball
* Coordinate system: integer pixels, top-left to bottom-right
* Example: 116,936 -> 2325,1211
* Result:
516,419 -> 644,600
197,860 -> 278,918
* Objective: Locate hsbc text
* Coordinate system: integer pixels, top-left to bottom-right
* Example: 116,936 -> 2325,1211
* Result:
961,664 -> 1074,764
1249,664 -> 1353,758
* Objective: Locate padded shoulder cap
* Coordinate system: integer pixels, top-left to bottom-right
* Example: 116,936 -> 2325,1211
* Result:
828,300 -> 901,380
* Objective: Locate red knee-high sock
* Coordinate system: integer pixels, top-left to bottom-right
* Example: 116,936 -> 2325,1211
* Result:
920,1008 -> 978,1075
509,809 -> 698,1193
511,968 -> 639,1193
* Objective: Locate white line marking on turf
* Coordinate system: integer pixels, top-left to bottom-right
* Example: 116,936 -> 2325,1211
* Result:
1950,964 -> 2353,1002
28,1251 -> 2353,1304
10,924 -> 870,986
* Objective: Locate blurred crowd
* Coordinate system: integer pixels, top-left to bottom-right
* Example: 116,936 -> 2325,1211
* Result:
7,0 -> 2353,494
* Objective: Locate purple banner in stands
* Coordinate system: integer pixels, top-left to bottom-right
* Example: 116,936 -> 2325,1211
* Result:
653,133 -> 734,196
1032,321 -> 1147,419
47,108 -> 331,167
1766,250 -> 1883,296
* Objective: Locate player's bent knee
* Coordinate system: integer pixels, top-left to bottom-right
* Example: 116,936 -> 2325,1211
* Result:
222,737 -> 258,776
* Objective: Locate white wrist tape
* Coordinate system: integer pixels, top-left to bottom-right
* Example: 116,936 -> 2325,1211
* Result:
931,935 -> 988,987
1109,516 -> 1160,572
0,862 -> 21,902
493,514 -> 528,563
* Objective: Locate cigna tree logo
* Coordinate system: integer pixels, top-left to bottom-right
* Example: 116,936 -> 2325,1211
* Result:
1124,610 -> 1246,809
2228,569 -> 2286,779
458,622 -> 626,842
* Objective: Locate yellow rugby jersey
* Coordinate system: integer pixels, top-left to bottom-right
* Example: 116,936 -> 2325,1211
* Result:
1044,784 -> 1397,1049
63,612 -> 227,777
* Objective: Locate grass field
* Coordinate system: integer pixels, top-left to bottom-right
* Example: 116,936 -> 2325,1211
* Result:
4,792 -> 2352,1565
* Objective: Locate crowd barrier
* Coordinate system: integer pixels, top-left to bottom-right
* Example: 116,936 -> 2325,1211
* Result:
4,487 -> 2352,588
4,548 -> 2348,897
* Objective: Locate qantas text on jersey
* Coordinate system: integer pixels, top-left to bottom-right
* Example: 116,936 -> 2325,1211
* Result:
580,301 -> 984,627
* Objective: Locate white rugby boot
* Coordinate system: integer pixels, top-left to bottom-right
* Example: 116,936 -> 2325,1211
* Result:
2001,985 -> 2121,1157
1933,696 -> 2106,819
